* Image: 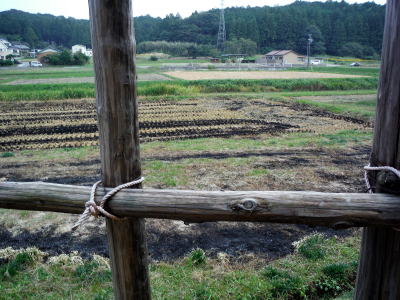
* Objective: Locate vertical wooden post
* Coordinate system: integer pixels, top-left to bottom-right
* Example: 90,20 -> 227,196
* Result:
88,0 -> 151,299
355,1 -> 400,299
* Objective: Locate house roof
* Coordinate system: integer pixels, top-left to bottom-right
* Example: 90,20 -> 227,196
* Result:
265,50 -> 301,56
72,44 -> 86,48
13,44 -> 30,50
40,49 -> 58,54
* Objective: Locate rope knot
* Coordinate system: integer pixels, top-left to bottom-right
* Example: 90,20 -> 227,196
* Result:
72,177 -> 145,231
364,164 -> 400,194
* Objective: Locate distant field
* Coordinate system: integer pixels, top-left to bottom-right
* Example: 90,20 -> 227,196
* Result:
165,71 -> 369,80
6,73 -> 170,85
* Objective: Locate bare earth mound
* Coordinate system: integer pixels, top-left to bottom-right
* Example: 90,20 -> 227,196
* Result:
164,71 -> 368,80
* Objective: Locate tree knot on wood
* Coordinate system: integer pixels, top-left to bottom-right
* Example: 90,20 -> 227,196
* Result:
332,221 -> 354,230
230,198 -> 259,212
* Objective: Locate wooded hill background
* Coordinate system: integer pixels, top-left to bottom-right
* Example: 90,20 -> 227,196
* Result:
0,1 -> 385,57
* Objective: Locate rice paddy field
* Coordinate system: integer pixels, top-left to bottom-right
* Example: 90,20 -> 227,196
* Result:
0,60 -> 379,299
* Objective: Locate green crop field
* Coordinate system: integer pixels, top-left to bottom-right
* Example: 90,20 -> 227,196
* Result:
0,62 -> 379,300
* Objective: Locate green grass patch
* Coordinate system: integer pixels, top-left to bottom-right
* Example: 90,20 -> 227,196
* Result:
0,78 -> 377,101
143,160 -> 188,187
294,98 -> 376,121
142,130 -> 372,154
291,66 -> 379,77
247,168 -> 270,177
0,253 -> 33,281
0,234 -> 359,299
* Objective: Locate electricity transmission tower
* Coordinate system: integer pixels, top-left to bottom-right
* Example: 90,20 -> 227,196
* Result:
217,0 -> 226,54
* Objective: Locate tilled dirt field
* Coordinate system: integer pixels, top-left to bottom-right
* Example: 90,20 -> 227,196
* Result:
0,96 -> 372,262
0,97 -> 369,151
165,71 -> 368,80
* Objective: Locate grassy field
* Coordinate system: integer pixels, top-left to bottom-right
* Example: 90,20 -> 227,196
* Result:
0,78 -> 377,101
0,62 -> 379,299
0,234 -> 359,299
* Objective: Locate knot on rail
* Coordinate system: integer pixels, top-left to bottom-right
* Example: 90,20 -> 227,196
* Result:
72,177 -> 145,231
231,198 -> 258,212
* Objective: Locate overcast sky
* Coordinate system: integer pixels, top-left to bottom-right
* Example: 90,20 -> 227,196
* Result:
0,0 -> 386,20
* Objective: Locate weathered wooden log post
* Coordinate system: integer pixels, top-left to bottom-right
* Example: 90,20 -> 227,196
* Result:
88,0 -> 151,299
355,0 -> 400,298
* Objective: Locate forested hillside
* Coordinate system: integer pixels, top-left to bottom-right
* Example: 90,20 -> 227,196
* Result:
0,1 -> 385,56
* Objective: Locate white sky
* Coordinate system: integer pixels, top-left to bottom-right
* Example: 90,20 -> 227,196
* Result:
0,0 -> 386,20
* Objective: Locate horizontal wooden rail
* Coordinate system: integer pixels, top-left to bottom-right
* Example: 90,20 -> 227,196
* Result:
1,182 -> 400,228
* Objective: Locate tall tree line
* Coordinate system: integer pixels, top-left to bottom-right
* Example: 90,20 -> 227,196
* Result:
0,1 -> 385,56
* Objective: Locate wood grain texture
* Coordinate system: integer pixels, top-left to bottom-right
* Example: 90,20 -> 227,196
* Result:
355,1 -> 400,299
88,0 -> 150,298
2,182 -> 400,227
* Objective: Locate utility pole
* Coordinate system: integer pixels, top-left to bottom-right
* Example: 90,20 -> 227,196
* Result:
217,0 -> 226,54
307,34 -> 313,67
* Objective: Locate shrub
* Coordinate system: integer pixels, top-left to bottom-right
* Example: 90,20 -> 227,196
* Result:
72,52 -> 90,65
189,248 -> 206,266
322,263 -> 350,279
1,152 -> 14,157
0,59 -> 14,66
47,50 -> 89,66
149,55 -> 158,61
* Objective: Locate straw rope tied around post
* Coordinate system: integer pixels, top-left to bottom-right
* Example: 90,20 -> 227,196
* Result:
72,177 -> 145,230
364,164 -> 400,194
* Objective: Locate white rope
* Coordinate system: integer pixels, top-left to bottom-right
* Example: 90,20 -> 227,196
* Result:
72,177 -> 145,231
364,164 -> 400,194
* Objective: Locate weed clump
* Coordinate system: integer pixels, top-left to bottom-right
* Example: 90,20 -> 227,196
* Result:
189,248 -> 206,266
294,233 -> 326,260
312,262 -> 357,298
0,252 -> 33,280
262,266 -> 307,298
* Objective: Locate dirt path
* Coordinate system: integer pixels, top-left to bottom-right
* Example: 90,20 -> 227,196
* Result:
165,71 -> 368,80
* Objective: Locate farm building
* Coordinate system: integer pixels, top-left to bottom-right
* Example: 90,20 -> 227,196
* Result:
265,50 -> 306,65
72,44 -> 93,57
37,48 -> 59,62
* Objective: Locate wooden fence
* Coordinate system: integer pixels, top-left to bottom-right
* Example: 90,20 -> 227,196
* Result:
0,0 -> 399,299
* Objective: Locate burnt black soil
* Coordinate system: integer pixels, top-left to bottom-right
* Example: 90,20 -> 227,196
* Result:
0,221 -> 354,262
0,146 -> 367,261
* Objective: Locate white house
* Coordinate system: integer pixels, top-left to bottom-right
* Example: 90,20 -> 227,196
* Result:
72,44 -> 93,57
12,44 -> 30,56
0,40 -> 13,60
0,39 -> 11,48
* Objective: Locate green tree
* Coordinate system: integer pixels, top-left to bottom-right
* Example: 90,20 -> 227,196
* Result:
304,25 -> 326,55
339,42 -> 364,58
23,26 -> 38,48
